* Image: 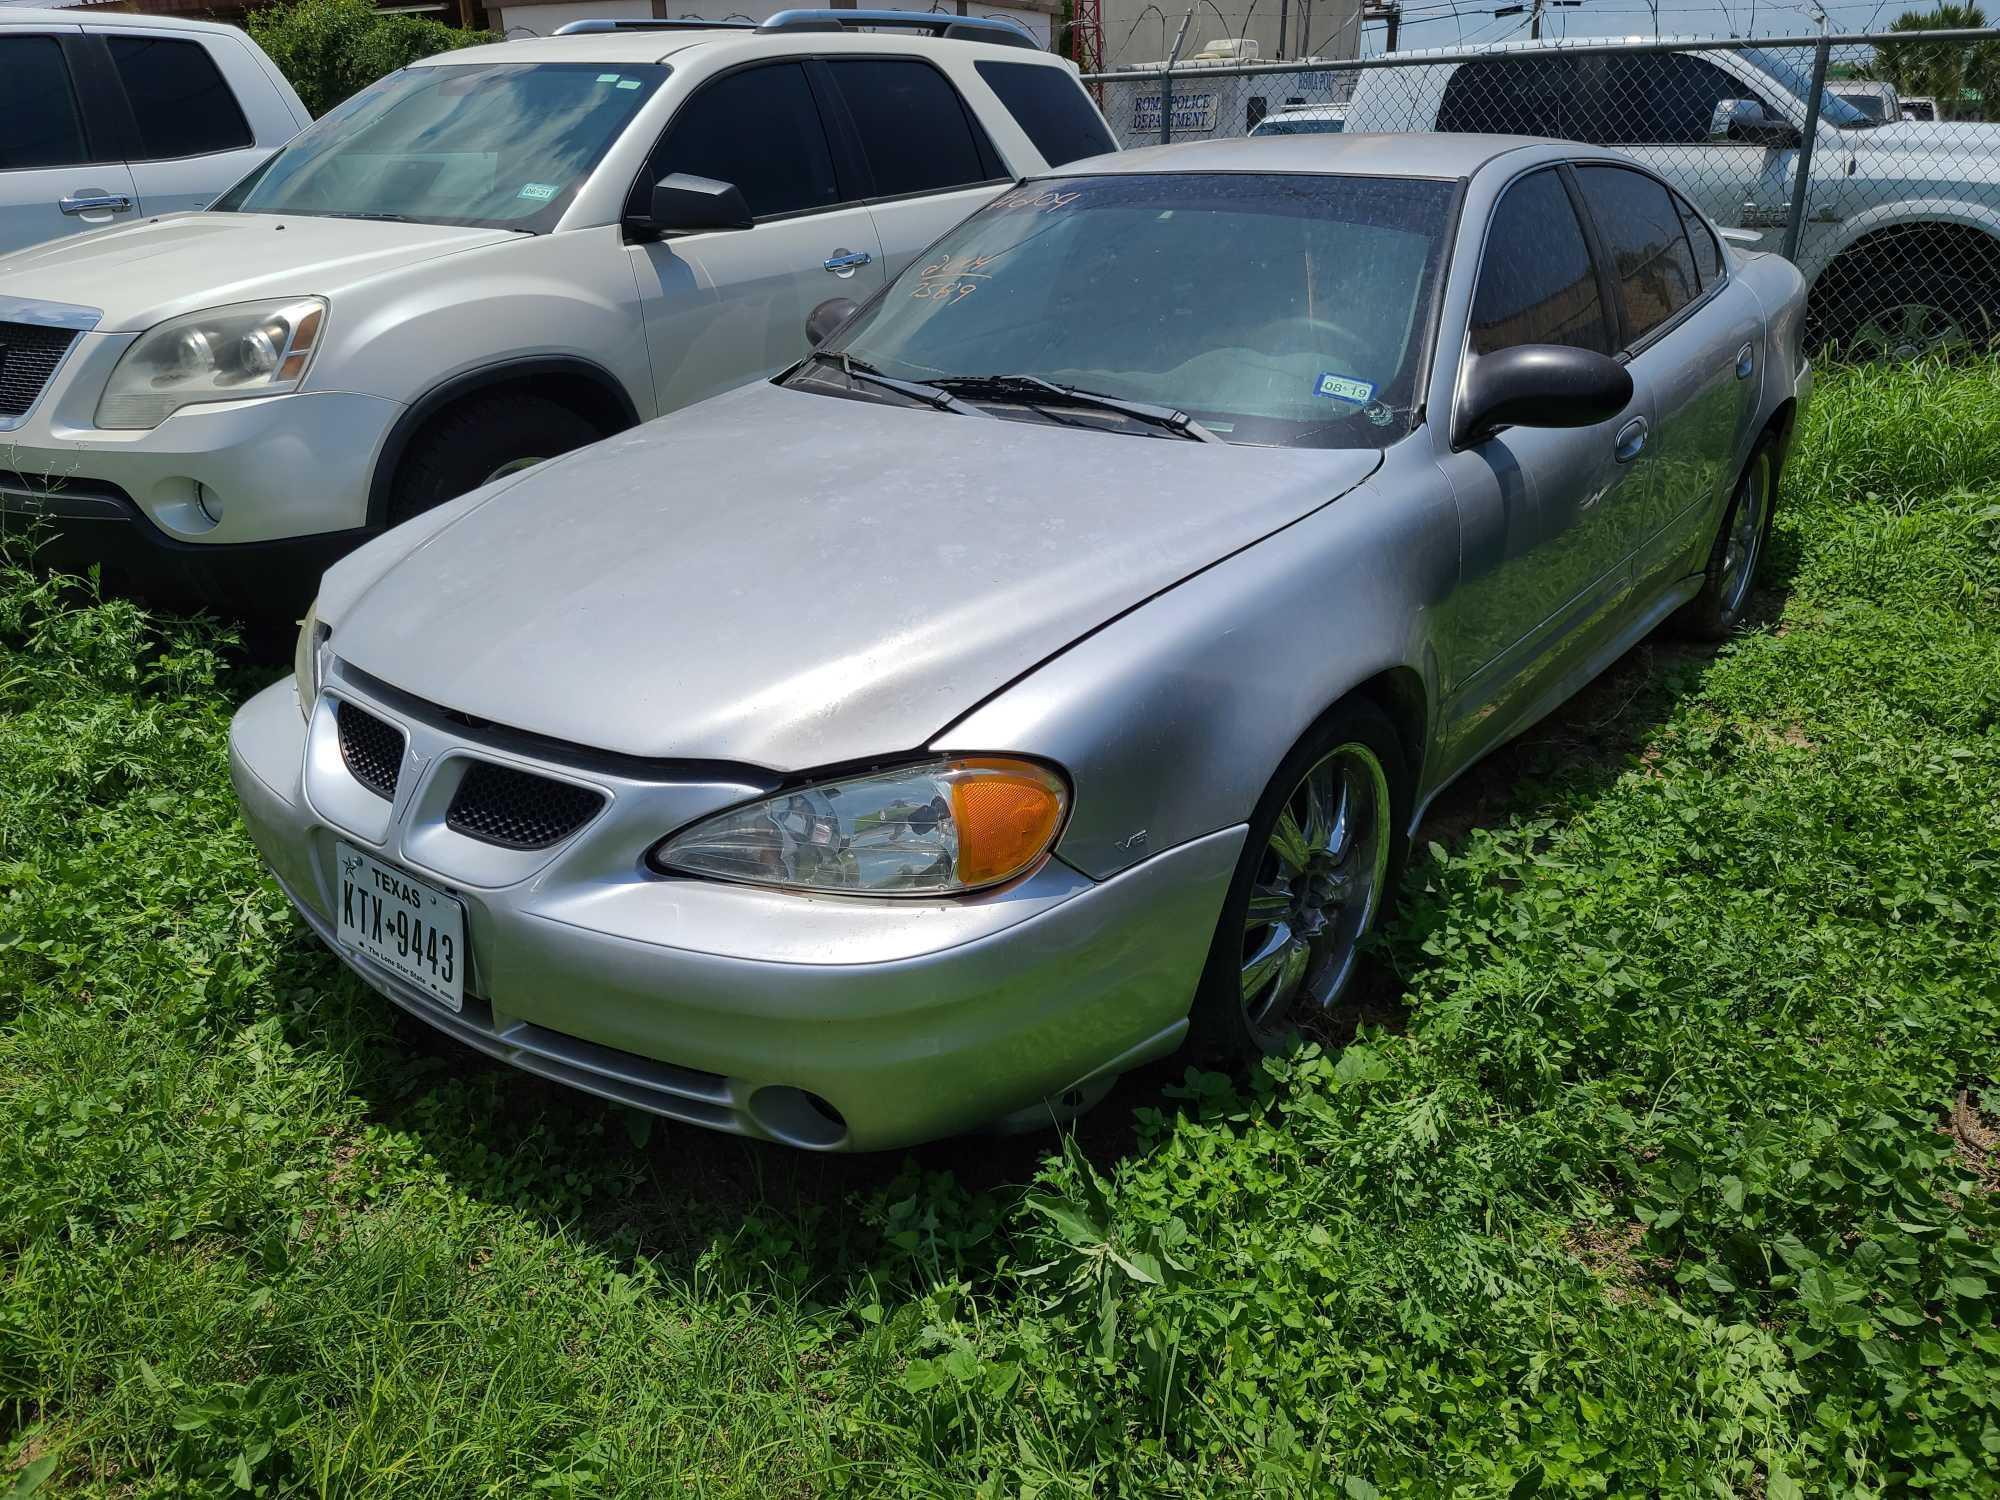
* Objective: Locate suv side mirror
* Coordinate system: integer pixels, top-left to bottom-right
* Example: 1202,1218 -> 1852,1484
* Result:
806,296 -> 859,348
1455,344 -> 1633,446
630,173 -> 754,237
1708,98 -> 1801,148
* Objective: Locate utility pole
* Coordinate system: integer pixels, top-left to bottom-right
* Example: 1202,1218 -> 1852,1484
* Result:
1362,0 -> 1400,50
1530,0 -> 1544,39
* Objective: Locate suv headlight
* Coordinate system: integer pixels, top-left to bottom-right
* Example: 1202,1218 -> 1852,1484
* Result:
96,297 -> 327,430
293,597 -> 331,717
652,757 -> 1069,896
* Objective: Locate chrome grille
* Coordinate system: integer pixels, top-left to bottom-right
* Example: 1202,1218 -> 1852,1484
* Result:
0,322 -> 75,419
447,761 -> 605,850
336,701 -> 404,801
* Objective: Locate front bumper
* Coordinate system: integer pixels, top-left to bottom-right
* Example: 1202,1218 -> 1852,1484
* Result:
2,325 -> 400,607
227,675 -> 1243,1150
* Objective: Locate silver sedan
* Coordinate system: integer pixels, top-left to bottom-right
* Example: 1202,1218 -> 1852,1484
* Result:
229,133 -> 1811,1149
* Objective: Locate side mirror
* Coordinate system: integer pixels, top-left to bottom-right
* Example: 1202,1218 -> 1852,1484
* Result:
1455,344 -> 1633,446
805,296 -> 859,348
1708,98 -> 1801,148
630,172 -> 754,237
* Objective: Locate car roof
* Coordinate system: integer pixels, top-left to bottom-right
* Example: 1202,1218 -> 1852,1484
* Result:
0,4 -> 244,31
406,26 -> 1065,68
1051,132 -> 1570,180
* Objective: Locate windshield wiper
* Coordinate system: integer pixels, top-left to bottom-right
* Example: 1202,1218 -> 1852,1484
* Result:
797,351 -> 977,414
311,210 -> 419,222
925,374 -> 1223,443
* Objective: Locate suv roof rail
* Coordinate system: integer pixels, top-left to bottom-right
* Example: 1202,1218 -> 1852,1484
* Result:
554,9 -> 1040,48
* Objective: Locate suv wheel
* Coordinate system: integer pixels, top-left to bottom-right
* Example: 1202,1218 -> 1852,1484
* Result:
388,393 -> 603,526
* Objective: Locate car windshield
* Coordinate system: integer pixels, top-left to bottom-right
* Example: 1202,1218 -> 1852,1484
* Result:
1740,47 -> 1874,129
1834,89 -> 1891,122
211,62 -> 667,231
806,172 -> 1457,449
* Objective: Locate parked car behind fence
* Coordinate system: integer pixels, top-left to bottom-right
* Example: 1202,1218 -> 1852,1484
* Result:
1088,28 -> 2000,361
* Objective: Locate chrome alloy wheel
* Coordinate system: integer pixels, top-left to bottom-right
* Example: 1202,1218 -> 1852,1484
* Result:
1239,742 -> 1392,1045
1848,301 -> 1971,362
1718,447 -> 1774,620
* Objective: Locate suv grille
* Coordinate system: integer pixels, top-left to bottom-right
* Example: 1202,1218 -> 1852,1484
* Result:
0,323 -> 77,419
336,702 -> 404,801
447,762 -> 605,850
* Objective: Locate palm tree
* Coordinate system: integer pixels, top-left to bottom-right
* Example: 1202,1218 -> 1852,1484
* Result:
1863,3 -> 2000,119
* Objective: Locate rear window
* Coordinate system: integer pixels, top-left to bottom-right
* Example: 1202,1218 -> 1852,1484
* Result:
824,59 -> 1000,197
974,60 -> 1116,167
109,36 -> 254,159
0,36 -> 92,170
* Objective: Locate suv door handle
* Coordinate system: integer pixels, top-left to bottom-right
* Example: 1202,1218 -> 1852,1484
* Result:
60,193 -> 133,216
1614,416 -> 1649,464
822,249 -> 871,273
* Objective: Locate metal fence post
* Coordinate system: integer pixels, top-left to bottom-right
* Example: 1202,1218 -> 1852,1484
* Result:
1161,5 -> 1196,145
1781,32 -> 1831,265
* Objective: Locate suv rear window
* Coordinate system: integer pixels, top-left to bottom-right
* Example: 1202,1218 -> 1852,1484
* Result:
974,60 -> 1116,167
109,36 -> 253,159
824,59 -> 1000,198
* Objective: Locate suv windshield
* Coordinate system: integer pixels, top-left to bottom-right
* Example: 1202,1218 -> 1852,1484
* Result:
1740,47 -> 1873,129
807,172 -> 1457,449
212,62 -> 667,231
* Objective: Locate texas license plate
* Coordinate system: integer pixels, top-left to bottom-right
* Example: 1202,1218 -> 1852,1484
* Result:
335,842 -> 465,1011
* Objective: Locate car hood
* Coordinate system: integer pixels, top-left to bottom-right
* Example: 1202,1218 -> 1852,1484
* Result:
0,213 -> 520,332
325,381 -> 1382,769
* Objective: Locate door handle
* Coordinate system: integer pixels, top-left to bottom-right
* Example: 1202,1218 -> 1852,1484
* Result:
1614,416 -> 1648,464
1736,342 -> 1755,379
822,249 -> 871,273
59,192 -> 133,216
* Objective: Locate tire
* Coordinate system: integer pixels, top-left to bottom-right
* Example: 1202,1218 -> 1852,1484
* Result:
1820,269 -> 1999,362
387,393 -> 604,527
1671,435 -> 1779,641
1188,697 -> 1411,1063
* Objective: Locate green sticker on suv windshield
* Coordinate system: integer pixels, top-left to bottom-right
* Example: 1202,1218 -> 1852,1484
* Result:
596,72 -> 619,82
518,182 -> 559,201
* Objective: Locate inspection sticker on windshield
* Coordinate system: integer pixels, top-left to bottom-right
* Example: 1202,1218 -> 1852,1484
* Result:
518,182 -> 559,201
596,72 -> 620,82
1315,372 -> 1375,404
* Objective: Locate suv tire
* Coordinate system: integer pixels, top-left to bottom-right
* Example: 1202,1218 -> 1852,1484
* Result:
388,393 -> 603,526
1821,268 -> 1999,361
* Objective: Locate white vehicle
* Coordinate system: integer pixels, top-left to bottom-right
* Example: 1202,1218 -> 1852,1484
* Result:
1342,39 -> 2000,356
0,7 -> 309,254
0,11 -> 1114,608
1901,95 -> 1939,122
1250,103 -> 1347,135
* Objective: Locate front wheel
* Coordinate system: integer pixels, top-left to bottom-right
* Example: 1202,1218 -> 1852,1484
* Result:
1189,698 -> 1409,1061
387,393 -> 604,528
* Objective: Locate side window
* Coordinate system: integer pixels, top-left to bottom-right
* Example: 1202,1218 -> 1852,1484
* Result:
1648,53 -> 1774,144
107,37 -> 254,159
0,36 -> 92,170
1574,165 -> 1702,344
1436,57 -> 1567,136
825,59 -> 997,198
1674,190 -> 1724,286
1469,169 -> 1612,356
974,60 -> 1115,167
650,62 -> 840,219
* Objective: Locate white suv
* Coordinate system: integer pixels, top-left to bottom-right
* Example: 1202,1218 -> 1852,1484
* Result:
0,11 -> 1113,608
0,7 -> 309,254
1343,39 -> 2000,357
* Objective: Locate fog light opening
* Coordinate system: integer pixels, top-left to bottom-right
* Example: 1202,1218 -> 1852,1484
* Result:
747,1085 -> 849,1149
195,482 -> 222,524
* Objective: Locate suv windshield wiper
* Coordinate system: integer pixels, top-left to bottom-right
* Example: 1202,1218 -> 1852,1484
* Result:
925,374 -> 1223,443
797,351 -> 977,414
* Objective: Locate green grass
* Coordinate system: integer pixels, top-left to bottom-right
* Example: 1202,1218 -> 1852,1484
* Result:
2,359 -> 1997,1497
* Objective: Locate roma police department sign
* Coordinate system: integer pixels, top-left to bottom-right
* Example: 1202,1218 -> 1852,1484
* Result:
1132,92 -> 1219,133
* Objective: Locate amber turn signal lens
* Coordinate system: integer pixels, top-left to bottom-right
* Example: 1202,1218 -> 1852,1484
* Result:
947,757 -> 1068,887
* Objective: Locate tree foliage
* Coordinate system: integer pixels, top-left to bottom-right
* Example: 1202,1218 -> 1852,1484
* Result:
1863,4 -> 2000,118
248,0 -> 495,118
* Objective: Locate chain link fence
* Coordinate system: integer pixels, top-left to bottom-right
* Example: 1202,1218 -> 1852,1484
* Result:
1085,29 -> 2000,357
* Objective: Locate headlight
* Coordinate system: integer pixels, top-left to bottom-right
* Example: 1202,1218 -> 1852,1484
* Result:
652,757 -> 1069,896
293,597 -> 330,717
96,297 -> 326,430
